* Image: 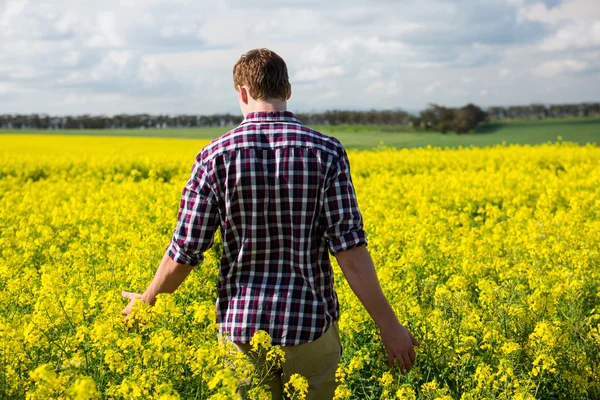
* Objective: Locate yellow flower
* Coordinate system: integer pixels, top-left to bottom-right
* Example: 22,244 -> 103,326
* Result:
501,341 -> 521,355
284,374 -> 309,400
333,385 -> 352,400
379,371 -> 394,387
2,135 -> 598,399
250,330 -> 273,353
396,386 -> 417,400
66,377 -> 100,399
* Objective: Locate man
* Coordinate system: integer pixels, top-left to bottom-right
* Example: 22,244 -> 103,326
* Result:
122,48 -> 419,399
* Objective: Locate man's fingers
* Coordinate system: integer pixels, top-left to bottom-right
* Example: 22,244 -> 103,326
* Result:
408,348 -> 416,364
401,353 -> 412,373
387,349 -> 394,367
410,333 -> 421,346
121,292 -> 142,325
122,291 -> 143,301
396,354 -> 406,372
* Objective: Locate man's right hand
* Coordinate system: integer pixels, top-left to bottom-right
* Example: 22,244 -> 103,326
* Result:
379,320 -> 420,373
335,245 -> 421,373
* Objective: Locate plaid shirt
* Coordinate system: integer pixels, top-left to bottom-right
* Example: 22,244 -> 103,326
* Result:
166,111 -> 368,346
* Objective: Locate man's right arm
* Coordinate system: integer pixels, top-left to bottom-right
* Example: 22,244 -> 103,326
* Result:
334,245 -> 420,373
321,144 -> 420,372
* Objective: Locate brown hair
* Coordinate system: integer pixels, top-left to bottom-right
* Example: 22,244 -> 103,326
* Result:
233,48 -> 291,101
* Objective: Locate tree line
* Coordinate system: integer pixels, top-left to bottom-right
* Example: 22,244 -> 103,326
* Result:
1,102 -> 598,133
486,103 -> 600,120
0,114 -> 244,130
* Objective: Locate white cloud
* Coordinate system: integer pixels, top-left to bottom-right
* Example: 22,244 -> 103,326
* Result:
519,0 -> 600,23
366,80 -> 401,95
84,12 -> 124,48
56,51 -> 185,96
367,69 -> 380,78
520,0 -> 600,51
303,36 -> 411,67
424,81 -> 442,95
0,0 -> 598,114
294,66 -> 345,82
534,59 -> 589,77
499,68 -> 512,79
539,21 -> 600,51
0,0 -> 77,41
0,82 -> 10,94
449,88 -> 469,97
0,0 -> 29,34
63,92 -> 90,105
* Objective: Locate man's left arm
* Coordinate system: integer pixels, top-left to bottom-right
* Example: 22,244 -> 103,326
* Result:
122,253 -> 194,315
122,158 -> 219,317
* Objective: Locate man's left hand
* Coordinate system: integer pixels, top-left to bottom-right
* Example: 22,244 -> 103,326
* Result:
121,291 -> 143,321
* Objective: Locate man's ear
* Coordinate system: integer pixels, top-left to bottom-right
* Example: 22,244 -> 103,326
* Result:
238,85 -> 249,105
287,85 -> 292,101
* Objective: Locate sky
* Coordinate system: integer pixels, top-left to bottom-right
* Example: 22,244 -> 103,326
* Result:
0,0 -> 599,115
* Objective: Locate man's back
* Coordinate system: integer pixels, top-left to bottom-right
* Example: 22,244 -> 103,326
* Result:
125,49 -> 418,399
169,111 -> 367,346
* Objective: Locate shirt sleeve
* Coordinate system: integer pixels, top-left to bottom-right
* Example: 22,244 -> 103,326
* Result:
166,158 -> 220,267
321,147 -> 368,255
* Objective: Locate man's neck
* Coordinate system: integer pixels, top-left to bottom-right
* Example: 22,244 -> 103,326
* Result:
247,99 -> 287,114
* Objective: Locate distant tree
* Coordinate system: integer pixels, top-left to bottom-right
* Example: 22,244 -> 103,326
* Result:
420,104 -> 456,133
486,106 -> 506,120
529,103 -> 548,119
419,105 -> 438,131
454,104 -> 487,133
409,116 -> 422,130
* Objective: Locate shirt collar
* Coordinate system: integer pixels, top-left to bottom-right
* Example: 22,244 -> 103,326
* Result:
240,111 -> 302,125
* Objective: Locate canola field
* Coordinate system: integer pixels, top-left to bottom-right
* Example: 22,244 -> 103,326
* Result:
1,134 -> 599,400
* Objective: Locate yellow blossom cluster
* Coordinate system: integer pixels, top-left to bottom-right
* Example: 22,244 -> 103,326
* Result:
1,134 -> 599,399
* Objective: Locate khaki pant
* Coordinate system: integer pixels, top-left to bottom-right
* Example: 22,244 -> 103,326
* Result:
233,321 -> 342,400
